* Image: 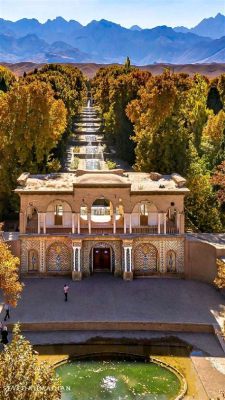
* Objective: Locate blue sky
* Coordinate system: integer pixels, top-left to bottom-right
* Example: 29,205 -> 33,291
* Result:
0,0 -> 224,28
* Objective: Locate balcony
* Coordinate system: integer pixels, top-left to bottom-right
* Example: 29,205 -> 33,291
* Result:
23,211 -> 182,236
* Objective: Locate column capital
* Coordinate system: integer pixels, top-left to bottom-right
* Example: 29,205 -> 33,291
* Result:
72,240 -> 82,248
122,239 -> 133,247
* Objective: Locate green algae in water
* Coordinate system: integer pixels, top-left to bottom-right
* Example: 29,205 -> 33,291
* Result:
56,360 -> 181,400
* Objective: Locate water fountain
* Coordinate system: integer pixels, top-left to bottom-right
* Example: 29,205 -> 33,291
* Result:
56,355 -> 185,400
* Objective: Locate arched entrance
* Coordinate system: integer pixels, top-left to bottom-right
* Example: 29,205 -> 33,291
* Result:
90,243 -> 115,274
93,248 -> 111,272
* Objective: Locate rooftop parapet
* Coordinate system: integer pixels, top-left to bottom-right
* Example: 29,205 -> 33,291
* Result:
171,173 -> 187,188
17,172 -> 30,186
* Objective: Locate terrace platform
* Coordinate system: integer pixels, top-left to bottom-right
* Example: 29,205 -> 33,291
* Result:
1,275 -> 224,340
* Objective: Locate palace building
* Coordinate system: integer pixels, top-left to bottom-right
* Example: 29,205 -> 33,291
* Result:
15,169 -> 188,280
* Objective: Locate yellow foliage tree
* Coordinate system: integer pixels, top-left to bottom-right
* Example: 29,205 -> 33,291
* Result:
0,324 -> 61,400
214,258 -> 225,289
0,241 -> 23,307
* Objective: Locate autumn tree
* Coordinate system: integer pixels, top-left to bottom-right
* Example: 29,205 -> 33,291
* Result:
0,241 -> 22,307
214,259 -> 225,289
0,324 -> 61,400
212,161 -> 225,205
0,80 -> 67,218
23,64 -> 86,128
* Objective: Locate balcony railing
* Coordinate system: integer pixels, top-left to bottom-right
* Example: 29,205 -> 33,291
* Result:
24,214 -> 180,235
132,225 -> 159,234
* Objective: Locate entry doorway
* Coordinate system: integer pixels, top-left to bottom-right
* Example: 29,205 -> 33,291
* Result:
93,248 -> 111,272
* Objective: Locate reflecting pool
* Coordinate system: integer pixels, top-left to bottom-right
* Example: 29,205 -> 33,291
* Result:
56,358 -> 181,400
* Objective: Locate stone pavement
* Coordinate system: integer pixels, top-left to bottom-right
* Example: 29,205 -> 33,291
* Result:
0,274 -> 224,326
1,275 -> 224,398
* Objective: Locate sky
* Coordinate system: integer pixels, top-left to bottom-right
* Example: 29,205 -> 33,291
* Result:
0,0 -> 224,28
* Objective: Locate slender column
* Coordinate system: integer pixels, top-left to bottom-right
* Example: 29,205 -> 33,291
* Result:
124,247 -> 127,272
23,212 -> 27,234
38,212 -> 41,234
113,213 -> 116,234
43,212 -> 46,234
180,213 -> 185,234
176,212 -> 180,234
163,213 -> 167,234
72,213 -> 75,234
124,213 -> 127,234
20,212 -> 26,234
73,246 -> 81,271
78,247 -> 81,272
88,213 -> 91,234
129,214 -> 132,234
157,213 -> 161,234
129,247 -> 132,272
77,213 -> 80,234
72,245 -> 82,280
123,245 -> 133,280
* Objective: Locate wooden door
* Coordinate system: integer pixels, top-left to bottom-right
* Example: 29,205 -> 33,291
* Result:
93,248 -> 110,271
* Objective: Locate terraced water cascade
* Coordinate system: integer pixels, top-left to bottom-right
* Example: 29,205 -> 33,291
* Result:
66,101 -> 106,171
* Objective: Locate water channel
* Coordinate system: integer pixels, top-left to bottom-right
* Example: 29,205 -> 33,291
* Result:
67,100 -> 105,171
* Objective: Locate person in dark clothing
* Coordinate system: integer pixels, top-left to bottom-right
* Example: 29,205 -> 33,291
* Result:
1,326 -> 8,345
64,284 -> 69,302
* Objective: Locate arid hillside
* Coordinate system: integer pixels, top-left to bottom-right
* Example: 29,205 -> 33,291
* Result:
2,62 -> 225,79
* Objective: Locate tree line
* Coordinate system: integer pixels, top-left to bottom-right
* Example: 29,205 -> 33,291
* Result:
92,60 -> 225,232
0,64 -> 86,220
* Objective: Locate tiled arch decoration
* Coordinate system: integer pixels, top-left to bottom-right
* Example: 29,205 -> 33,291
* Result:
46,241 -> 72,272
164,239 -> 184,273
20,239 -> 40,273
134,243 -> 159,273
166,250 -> 176,272
28,249 -> 39,271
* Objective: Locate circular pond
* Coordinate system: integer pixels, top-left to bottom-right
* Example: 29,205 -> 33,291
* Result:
56,358 -> 182,400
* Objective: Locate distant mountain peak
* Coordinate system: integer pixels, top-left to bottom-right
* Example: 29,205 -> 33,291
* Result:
0,15 -> 224,65
130,25 -> 142,31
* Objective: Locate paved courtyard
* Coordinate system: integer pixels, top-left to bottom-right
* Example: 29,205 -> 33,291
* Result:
0,275 -> 224,325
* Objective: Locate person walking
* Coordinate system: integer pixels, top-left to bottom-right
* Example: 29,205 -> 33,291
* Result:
64,284 -> 69,302
3,303 -> 10,321
1,326 -> 8,345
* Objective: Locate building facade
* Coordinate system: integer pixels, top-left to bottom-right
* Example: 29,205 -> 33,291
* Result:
16,169 -> 189,280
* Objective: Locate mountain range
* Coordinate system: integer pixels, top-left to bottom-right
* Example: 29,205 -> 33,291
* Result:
0,14 -> 225,65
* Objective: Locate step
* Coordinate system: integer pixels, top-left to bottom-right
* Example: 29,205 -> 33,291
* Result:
6,321 -> 214,333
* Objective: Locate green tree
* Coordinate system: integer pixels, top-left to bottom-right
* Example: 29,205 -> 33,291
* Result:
124,56 -> 131,72
185,143 -> 222,232
0,66 -> 15,93
207,85 -> 223,114
93,66 -> 150,164
0,324 -> 61,400
201,110 -> 225,168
